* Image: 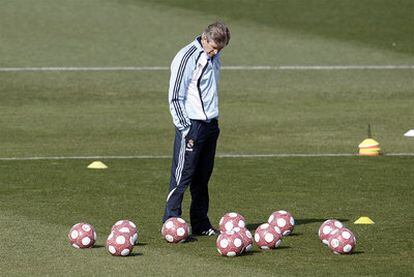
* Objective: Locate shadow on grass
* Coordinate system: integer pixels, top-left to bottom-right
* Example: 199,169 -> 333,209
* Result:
276,245 -> 291,250
287,233 -> 302,237
245,249 -> 261,255
245,223 -> 262,230
92,244 -> 105,249
128,252 -> 143,257
183,236 -> 198,243
236,245 -> 291,257
136,242 -> 147,246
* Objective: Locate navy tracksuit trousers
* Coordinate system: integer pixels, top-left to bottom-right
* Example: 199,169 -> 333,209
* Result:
162,119 -> 219,233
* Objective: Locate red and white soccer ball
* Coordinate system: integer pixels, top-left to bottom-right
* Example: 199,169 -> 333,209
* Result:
216,230 -> 244,257
254,223 -> 282,250
318,219 -> 344,245
328,227 -> 356,254
268,210 -> 295,236
106,230 -> 134,256
233,227 -> 253,252
111,220 -> 138,245
161,217 -> 190,243
68,222 -> 96,249
219,212 -> 246,233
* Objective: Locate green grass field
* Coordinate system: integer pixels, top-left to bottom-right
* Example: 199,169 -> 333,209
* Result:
1,0 -> 413,275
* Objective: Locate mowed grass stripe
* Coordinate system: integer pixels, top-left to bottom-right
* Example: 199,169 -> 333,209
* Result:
1,153 -> 414,161
0,212 -> 275,276
1,157 -> 413,275
1,70 -> 412,156
1,65 -> 414,72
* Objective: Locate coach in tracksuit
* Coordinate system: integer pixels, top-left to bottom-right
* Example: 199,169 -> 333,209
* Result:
162,22 -> 230,236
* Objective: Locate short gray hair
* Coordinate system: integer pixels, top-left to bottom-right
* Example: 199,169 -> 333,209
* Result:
203,22 -> 230,49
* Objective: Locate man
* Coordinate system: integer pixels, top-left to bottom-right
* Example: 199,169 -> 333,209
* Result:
162,22 -> 230,236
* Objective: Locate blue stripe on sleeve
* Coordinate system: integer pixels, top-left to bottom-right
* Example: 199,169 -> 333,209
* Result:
171,46 -> 197,128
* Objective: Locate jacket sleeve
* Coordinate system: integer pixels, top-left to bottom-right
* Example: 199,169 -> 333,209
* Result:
168,48 -> 195,132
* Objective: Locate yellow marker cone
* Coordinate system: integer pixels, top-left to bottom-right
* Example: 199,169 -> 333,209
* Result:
359,124 -> 381,156
358,138 -> 379,148
359,138 -> 381,156
87,161 -> 108,169
354,216 -> 375,224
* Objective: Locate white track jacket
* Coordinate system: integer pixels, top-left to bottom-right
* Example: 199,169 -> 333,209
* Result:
168,36 -> 221,132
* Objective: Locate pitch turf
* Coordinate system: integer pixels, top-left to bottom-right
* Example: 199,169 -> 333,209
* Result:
1,158 -> 413,275
1,0 -> 413,276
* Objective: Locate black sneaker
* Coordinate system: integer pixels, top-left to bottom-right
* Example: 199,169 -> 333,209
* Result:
194,227 -> 218,236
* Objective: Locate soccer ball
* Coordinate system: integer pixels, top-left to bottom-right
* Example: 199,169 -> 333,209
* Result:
68,222 -> 96,249
328,227 -> 356,254
318,219 -> 344,245
254,223 -> 282,250
111,219 -> 138,245
268,210 -> 295,236
219,212 -> 246,233
106,230 -> 134,256
161,217 -> 189,243
233,227 -> 253,252
216,230 -> 244,257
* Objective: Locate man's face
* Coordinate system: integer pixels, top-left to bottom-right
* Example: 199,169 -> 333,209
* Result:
201,35 -> 223,58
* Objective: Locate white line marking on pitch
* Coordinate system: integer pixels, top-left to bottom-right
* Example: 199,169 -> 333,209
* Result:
0,65 -> 413,72
0,153 -> 413,161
